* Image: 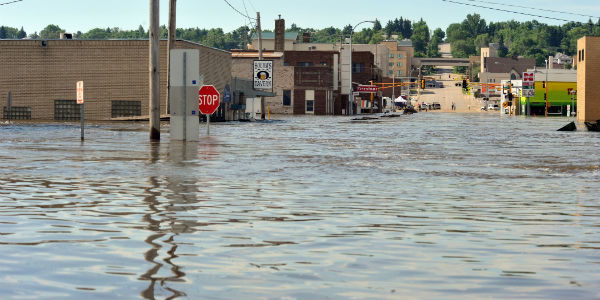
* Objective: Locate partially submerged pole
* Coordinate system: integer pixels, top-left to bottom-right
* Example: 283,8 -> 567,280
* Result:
149,0 -> 160,140
166,0 -> 176,114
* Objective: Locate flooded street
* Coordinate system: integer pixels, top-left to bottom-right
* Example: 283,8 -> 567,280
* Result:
1,113 -> 599,300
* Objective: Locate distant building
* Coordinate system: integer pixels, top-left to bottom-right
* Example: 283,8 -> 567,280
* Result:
576,36 -> 600,122
549,52 -> 573,69
381,39 -> 414,98
479,57 -> 536,90
480,43 -> 499,68
249,32 -> 299,51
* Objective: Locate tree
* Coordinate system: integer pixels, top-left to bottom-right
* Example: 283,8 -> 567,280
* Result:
411,19 -> 430,57
39,24 -> 64,39
373,19 -> 382,31
0,26 -> 6,39
17,26 -> 26,39
81,28 -> 109,39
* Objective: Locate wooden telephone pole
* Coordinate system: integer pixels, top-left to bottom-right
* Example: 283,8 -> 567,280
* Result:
256,12 -> 266,120
149,0 -> 160,140
166,0 -> 176,114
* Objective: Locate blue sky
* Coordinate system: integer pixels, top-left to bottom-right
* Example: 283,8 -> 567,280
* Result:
1,0 -> 599,35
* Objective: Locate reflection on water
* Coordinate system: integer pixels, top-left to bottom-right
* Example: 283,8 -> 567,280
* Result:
0,114 -> 599,300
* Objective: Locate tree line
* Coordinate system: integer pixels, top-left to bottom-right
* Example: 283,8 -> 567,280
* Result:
2,14 -> 599,66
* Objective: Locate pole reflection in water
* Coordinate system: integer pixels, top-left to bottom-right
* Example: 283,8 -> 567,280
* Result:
139,141 -> 200,300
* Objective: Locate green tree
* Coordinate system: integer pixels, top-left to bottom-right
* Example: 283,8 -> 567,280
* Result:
411,19 -> 430,57
39,24 -> 64,39
81,28 -> 109,39
373,19 -> 382,31
17,26 -> 26,39
0,26 -> 6,39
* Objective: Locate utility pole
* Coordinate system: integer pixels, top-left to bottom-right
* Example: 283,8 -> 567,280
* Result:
149,0 -> 160,140
166,0 -> 176,114
256,12 -> 265,120
544,59 -> 549,117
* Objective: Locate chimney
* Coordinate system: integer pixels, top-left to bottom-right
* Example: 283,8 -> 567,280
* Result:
274,16 -> 285,52
303,32 -> 310,43
60,32 -> 73,39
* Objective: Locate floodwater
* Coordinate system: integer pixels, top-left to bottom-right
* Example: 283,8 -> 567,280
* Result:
0,113 -> 599,300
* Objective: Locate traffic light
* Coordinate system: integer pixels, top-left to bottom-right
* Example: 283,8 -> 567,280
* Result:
542,81 -> 546,88
462,79 -> 468,90
421,80 -> 425,89
544,93 -> 547,100
508,93 -> 513,106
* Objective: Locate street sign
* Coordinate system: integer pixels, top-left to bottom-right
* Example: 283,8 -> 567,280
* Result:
76,81 -> 84,104
522,72 -> 535,97
357,85 -> 378,93
198,85 -> 220,115
223,84 -> 231,102
253,60 -> 273,90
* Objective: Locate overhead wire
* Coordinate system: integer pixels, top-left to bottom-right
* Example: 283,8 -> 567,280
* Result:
463,0 -> 600,20
441,0 -> 587,23
222,0 -> 256,21
0,0 -> 23,6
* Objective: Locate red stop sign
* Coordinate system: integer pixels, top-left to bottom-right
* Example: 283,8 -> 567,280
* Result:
198,85 -> 220,115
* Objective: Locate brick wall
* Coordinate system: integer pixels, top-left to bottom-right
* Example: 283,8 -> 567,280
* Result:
0,39 -> 231,121
577,36 -> 600,122
231,55 -> 295,114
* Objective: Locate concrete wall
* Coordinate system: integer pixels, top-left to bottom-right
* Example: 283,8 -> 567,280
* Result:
0,39 -> 231,121
577,36 -> 600,122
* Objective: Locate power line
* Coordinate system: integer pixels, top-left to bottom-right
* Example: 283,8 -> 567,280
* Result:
0,0 -> 23,6
441,0 -> 584,23
222,0 -> 255,21
464,0 -> 600,20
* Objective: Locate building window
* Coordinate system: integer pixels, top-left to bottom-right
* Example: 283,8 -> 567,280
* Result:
397,62 -> 402,67
320,62 -> 328,66
3,106 -> 31,120
352,63 -> 365,73
389,62 -> 393,67
54,100 -> 80,121
389,54 -> 394,58
305,90 -> 314,114
296,62 -> 312,67
389,70 -> 393,75
582,49 -> 584,61
398,54 -> 403,58
397,70 -> 402,76
283,90 -> 291,106
111,100 -> 141,118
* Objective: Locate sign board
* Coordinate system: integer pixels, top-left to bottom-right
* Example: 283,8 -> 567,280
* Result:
522,72 -> 535,97
76,81 -> 84,104
357,85 -> 378,93
198,85 -> 220,115
223,84 -> 231,102
253,60 -> 273,90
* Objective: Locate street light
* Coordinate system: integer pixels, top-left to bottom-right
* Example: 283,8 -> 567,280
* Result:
349,20 -> 376,115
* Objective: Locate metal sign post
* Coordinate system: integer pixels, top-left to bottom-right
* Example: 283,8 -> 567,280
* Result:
76,81 -> 84,140
198,85 -> 220,136
7,91 -> 11,124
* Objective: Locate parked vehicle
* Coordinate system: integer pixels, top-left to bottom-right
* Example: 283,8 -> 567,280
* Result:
488,104 -> 500,110
431,102 -> 441,110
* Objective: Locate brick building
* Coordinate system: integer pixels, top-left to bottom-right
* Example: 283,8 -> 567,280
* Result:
231,50 -> 294,115
576,36 -> 600,122
1,39 -> 231,121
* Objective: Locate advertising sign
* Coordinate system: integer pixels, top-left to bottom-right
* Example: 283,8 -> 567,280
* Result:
253,60 -> 273,90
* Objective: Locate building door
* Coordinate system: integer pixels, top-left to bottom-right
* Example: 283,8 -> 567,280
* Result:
305,90 -> 314,114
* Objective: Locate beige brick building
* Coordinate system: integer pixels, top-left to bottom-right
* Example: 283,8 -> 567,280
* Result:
231,51 -> 295,114
576,36 -> 600,122
0,39 -> 231,121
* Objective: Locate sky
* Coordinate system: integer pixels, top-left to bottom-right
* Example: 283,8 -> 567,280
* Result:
1,0 -> 599,35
